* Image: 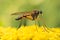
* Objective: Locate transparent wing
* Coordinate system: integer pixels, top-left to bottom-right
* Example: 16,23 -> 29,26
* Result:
11,12 -> 25,15
11,11 -> 34,17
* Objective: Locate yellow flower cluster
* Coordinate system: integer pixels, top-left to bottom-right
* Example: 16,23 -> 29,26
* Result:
0,25 -> 60,40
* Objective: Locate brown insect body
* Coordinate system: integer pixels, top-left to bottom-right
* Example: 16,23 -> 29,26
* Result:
12,10 -> 42,20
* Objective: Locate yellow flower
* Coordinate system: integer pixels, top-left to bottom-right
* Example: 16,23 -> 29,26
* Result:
0,25 -> 60,40
0,27 -> 17,40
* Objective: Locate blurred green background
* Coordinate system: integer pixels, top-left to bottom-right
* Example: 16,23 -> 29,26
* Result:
0,0 -> 60,28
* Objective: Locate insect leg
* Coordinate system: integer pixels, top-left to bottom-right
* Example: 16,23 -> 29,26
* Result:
17,19 -> 23,29
35,19 -> 38,32
40,17 -> 54,32
23,16 -> 27,27
16,17 -> 23,29
32,15 -> 38,32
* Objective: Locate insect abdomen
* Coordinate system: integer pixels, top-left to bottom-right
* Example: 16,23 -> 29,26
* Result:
15,17 -> 22,20
15,16 -> 27,20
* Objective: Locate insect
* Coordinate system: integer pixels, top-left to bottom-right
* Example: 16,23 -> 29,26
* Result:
11,10 -> 42,29
12,10 -> 42,20
11,10 -> 54,32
